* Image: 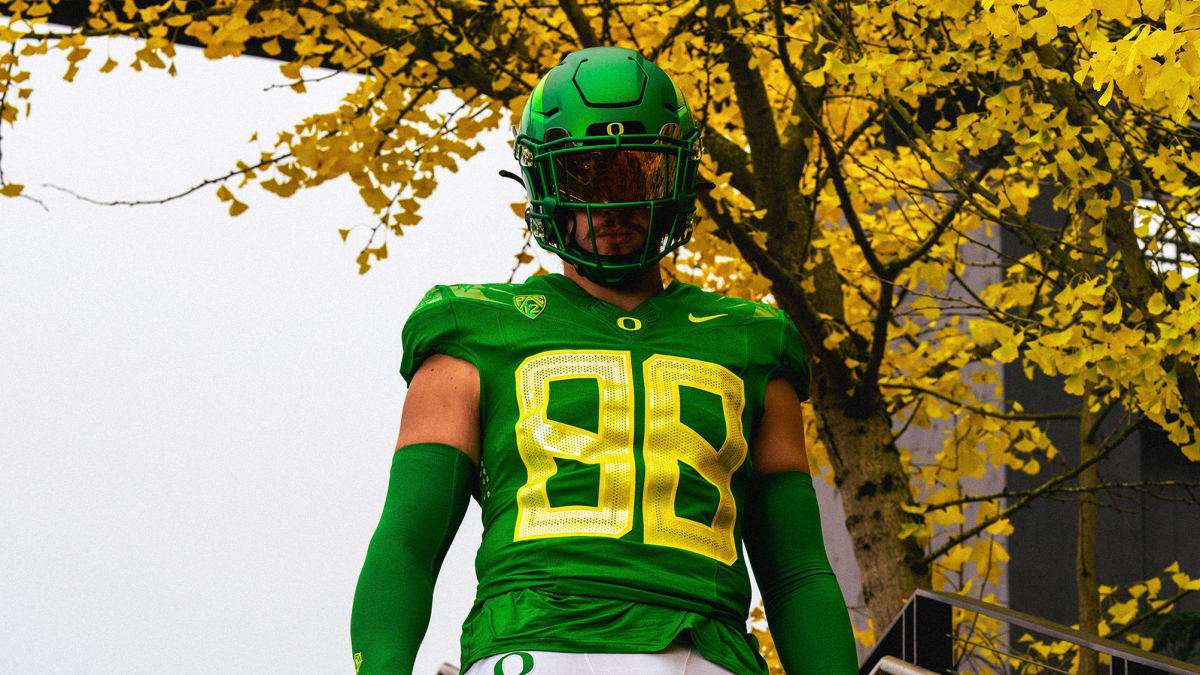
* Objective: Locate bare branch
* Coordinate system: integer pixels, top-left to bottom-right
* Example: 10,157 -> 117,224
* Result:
41,152 -> 291,207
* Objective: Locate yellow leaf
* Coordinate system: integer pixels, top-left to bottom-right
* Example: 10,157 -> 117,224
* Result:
852,618 -> 876,648
338,228 -> 350,241
1064,372 -> 1085,395
1102,303 -> 1122,323
394,211 -> 422,226
279,61 -> 301,79
1172,572 -> 1200,590
228,199 -> 248,217
0,183 -> 24,197
1030,13 -> 1058,43
359,185 -> 391,210
1107,598 -> 1138,624
930,151 -> 957,175
515,251 -> 534,264
1148,293 -> 1166,315
1146,577 -> 1162,596
1040,327 -> 1075,347
216,185 -> 233,202
1165,270 -> 1183,292
262,38 -> 282,57
986,517 -> 1014,535
1093,0 -> 1130,20
994,340 -> 1020,363
1045,0 -> 1092,28
99,57 -> 118,73
510,202 -> 526,220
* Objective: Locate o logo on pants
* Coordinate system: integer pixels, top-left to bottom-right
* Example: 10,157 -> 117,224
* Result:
494,652 -> 534,674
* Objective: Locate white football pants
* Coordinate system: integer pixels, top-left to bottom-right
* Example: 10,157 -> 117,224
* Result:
463,644 -> 737,674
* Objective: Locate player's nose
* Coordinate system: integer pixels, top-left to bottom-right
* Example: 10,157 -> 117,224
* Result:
588,210 -> 610,225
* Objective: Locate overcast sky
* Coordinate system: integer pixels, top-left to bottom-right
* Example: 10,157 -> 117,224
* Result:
0,37 -> 538,675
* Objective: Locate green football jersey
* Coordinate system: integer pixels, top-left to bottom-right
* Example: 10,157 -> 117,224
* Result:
399,273 -> 810,675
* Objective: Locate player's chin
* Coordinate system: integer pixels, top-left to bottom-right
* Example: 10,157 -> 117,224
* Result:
593,236 -> 647,257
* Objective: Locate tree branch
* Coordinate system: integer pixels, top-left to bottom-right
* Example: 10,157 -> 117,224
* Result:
1107,589 -> 1197,642
558,0 -> 600,48
42,152 -> 292,207
920,413 -> 1144,564
701,128 -> 756,200
926,480 -> 1200,511
715,3 -> 788,237
883,382 -> 1081,422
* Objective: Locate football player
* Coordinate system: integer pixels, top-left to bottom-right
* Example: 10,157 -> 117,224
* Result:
351,47 -> 858,674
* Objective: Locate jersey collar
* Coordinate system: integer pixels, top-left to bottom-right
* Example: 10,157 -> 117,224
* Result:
534,273 -> 685,327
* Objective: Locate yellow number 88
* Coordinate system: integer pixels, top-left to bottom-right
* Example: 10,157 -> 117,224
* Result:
513,350 -> 747,565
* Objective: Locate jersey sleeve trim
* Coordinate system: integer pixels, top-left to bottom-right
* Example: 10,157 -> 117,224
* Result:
398,285 -> 481,385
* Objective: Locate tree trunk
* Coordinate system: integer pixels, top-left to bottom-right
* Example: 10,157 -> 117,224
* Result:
1077,384 -> 1100,675
812,392 -> 929,628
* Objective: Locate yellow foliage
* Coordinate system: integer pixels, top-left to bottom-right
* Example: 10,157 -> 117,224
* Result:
5,1 -> 1200,653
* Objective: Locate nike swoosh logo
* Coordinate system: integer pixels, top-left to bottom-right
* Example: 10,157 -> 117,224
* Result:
688,313 -> 727,323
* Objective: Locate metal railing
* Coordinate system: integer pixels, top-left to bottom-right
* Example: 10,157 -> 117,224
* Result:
870,655 -> 939,675
860,589 -> 1199,674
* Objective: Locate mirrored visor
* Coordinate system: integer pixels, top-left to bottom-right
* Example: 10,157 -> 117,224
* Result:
552,149 -> 678,204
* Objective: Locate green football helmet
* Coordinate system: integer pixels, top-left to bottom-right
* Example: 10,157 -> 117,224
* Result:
514,47 -> 702,285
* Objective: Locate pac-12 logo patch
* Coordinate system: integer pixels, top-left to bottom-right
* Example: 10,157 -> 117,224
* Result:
513,294 -> 547,319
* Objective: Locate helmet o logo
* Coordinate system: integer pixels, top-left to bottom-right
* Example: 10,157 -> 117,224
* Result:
606,121 -> 624,136
616,316 -> 642,331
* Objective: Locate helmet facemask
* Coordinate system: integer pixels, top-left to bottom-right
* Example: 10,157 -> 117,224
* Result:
521,123 -> 700,285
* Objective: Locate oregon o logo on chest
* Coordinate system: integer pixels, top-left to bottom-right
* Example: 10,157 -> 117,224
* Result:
616,316 -> 642,331
606,121 -> 624,136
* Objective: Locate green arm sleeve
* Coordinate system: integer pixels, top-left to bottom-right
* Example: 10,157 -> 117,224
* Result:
744,471 -> 858,674
351,443 -> 474,675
